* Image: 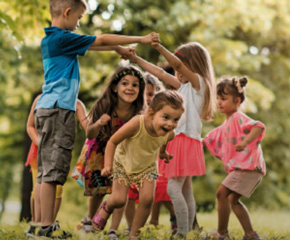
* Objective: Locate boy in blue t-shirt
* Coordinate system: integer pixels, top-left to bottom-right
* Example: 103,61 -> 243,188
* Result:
35,0 -> 159,238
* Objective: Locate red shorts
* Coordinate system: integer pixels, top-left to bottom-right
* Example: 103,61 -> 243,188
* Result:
128,185 -> 139,201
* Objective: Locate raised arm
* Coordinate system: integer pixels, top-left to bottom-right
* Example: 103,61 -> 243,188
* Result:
76,99 -> 88,130
26,95 -> 41,146
153,44 -> 200,91
128,51 -> 180,89
101,117 -> 140,176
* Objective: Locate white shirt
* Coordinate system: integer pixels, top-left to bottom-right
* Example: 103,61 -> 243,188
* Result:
175,75 -> 205,141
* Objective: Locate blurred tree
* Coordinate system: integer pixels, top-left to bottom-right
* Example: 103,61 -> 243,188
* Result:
0,0 -> 289,221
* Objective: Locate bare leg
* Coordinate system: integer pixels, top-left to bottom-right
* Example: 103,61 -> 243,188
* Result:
34,183 -> 41,223
163,201 -> 175,216
89,195 -> 105,219
30,197 -> 35,222
216,184 -> 231,235
228,192 -> 254,236
149,201 -> 161,226
53,198 -> 62,221
129,180 -> 155,237
40,182 -> 56,226
125,199 -> 136,229
109,206 -> 125,231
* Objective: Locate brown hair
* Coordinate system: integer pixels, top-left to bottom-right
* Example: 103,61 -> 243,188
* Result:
174,42 -> 216,121
149,90 -> 184,114
217,76 -> 248,103
88,65 -> 145,136
49,0 -> 88,18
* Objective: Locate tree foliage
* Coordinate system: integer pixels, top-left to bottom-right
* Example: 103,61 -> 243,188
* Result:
0,0 -> 290,216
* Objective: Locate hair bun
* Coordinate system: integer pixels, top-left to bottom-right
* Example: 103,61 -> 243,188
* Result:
239,77 -> 248,88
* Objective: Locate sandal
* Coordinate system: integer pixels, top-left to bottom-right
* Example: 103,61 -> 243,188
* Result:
240,231 -> 260,240
208,231 -> 230,239
92,201 -> 113,231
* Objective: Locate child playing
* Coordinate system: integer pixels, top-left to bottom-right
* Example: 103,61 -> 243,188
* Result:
92,90 -> 185,239
128,41 -> 215,238
35,0 -> 159,237
123,73 -> 177,234
72,65 -> 146,236
25,94 -> 87,238
203,76 -> 266,240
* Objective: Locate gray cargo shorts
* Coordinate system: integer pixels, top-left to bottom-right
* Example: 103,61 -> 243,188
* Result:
35,107 -> 75,185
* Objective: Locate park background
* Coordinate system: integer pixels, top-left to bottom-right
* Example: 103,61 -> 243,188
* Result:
0,0 -> 290,239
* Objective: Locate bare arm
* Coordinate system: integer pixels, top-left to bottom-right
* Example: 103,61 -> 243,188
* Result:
76,99 -> 88,130
159,131 -> 175,163
154,44 -> 200,91
128,52 -> 180,89
235,126 -> 264,152
26,95 -> 41,146
89,32 -> 159,48
101,117 -> 140,176
86,114 -> 111,140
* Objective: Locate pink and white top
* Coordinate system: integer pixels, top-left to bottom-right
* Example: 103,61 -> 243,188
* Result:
203,112 -> 266,175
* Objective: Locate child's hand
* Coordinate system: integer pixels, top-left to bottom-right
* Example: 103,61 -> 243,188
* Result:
141,32 -> 160,44
159,151 -> 173,163
151,41 -> 160,49
101,166 -> 113,177
98,114 -> 111,126
127,50 -> 138,63
235,140 -> 247,152
116,46 -> 135,60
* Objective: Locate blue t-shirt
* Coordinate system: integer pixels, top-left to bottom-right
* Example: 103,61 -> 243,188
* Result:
35,27 -> 96,111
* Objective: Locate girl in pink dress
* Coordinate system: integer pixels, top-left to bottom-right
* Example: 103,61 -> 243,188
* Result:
203,76 -> 266,240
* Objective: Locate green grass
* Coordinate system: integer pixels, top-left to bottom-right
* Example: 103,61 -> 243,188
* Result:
0,209 -> 289,239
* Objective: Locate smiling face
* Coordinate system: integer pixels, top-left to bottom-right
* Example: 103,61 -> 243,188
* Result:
115,75 -> 140,104
149,105 -> 184,137
216,92 -> 241,119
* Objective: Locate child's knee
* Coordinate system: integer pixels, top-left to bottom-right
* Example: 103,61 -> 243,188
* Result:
110,196 -> 127,208
139,195 -> 154,208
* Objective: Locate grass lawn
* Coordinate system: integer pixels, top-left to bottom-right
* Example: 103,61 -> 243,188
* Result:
0,208 -> 289,239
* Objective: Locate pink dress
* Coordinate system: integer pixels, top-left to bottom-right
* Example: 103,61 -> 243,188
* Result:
203,112 -> 266,175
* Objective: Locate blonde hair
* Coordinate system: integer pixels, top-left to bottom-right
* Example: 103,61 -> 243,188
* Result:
174,42 -> 215,121
49,0 -> 88,18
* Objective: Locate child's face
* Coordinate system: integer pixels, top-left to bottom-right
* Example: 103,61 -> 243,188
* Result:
145,84 -> 156,106
216,93 -> 240,118
64,6 -> 86,31
115,75 -> 140,104
150,105 -> 183,137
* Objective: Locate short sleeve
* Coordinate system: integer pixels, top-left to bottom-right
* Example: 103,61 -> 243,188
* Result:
203,126 -> 223,159
233,113 -> 265,142
61,31 -> 96,56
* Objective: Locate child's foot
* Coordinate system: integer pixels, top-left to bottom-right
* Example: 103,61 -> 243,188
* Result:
240,231 -> 260,240
92,201 -> 113,231
77,217 -> 95,233
170,232 -> 186,239
26,223 -> 40,238
108,229 -> 119,239
122,227 -> 131,236
207,231 -> 230,239
37,221 -> 72,239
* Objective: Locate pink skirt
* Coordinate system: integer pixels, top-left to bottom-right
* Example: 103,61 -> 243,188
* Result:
159,133 -> 206,178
